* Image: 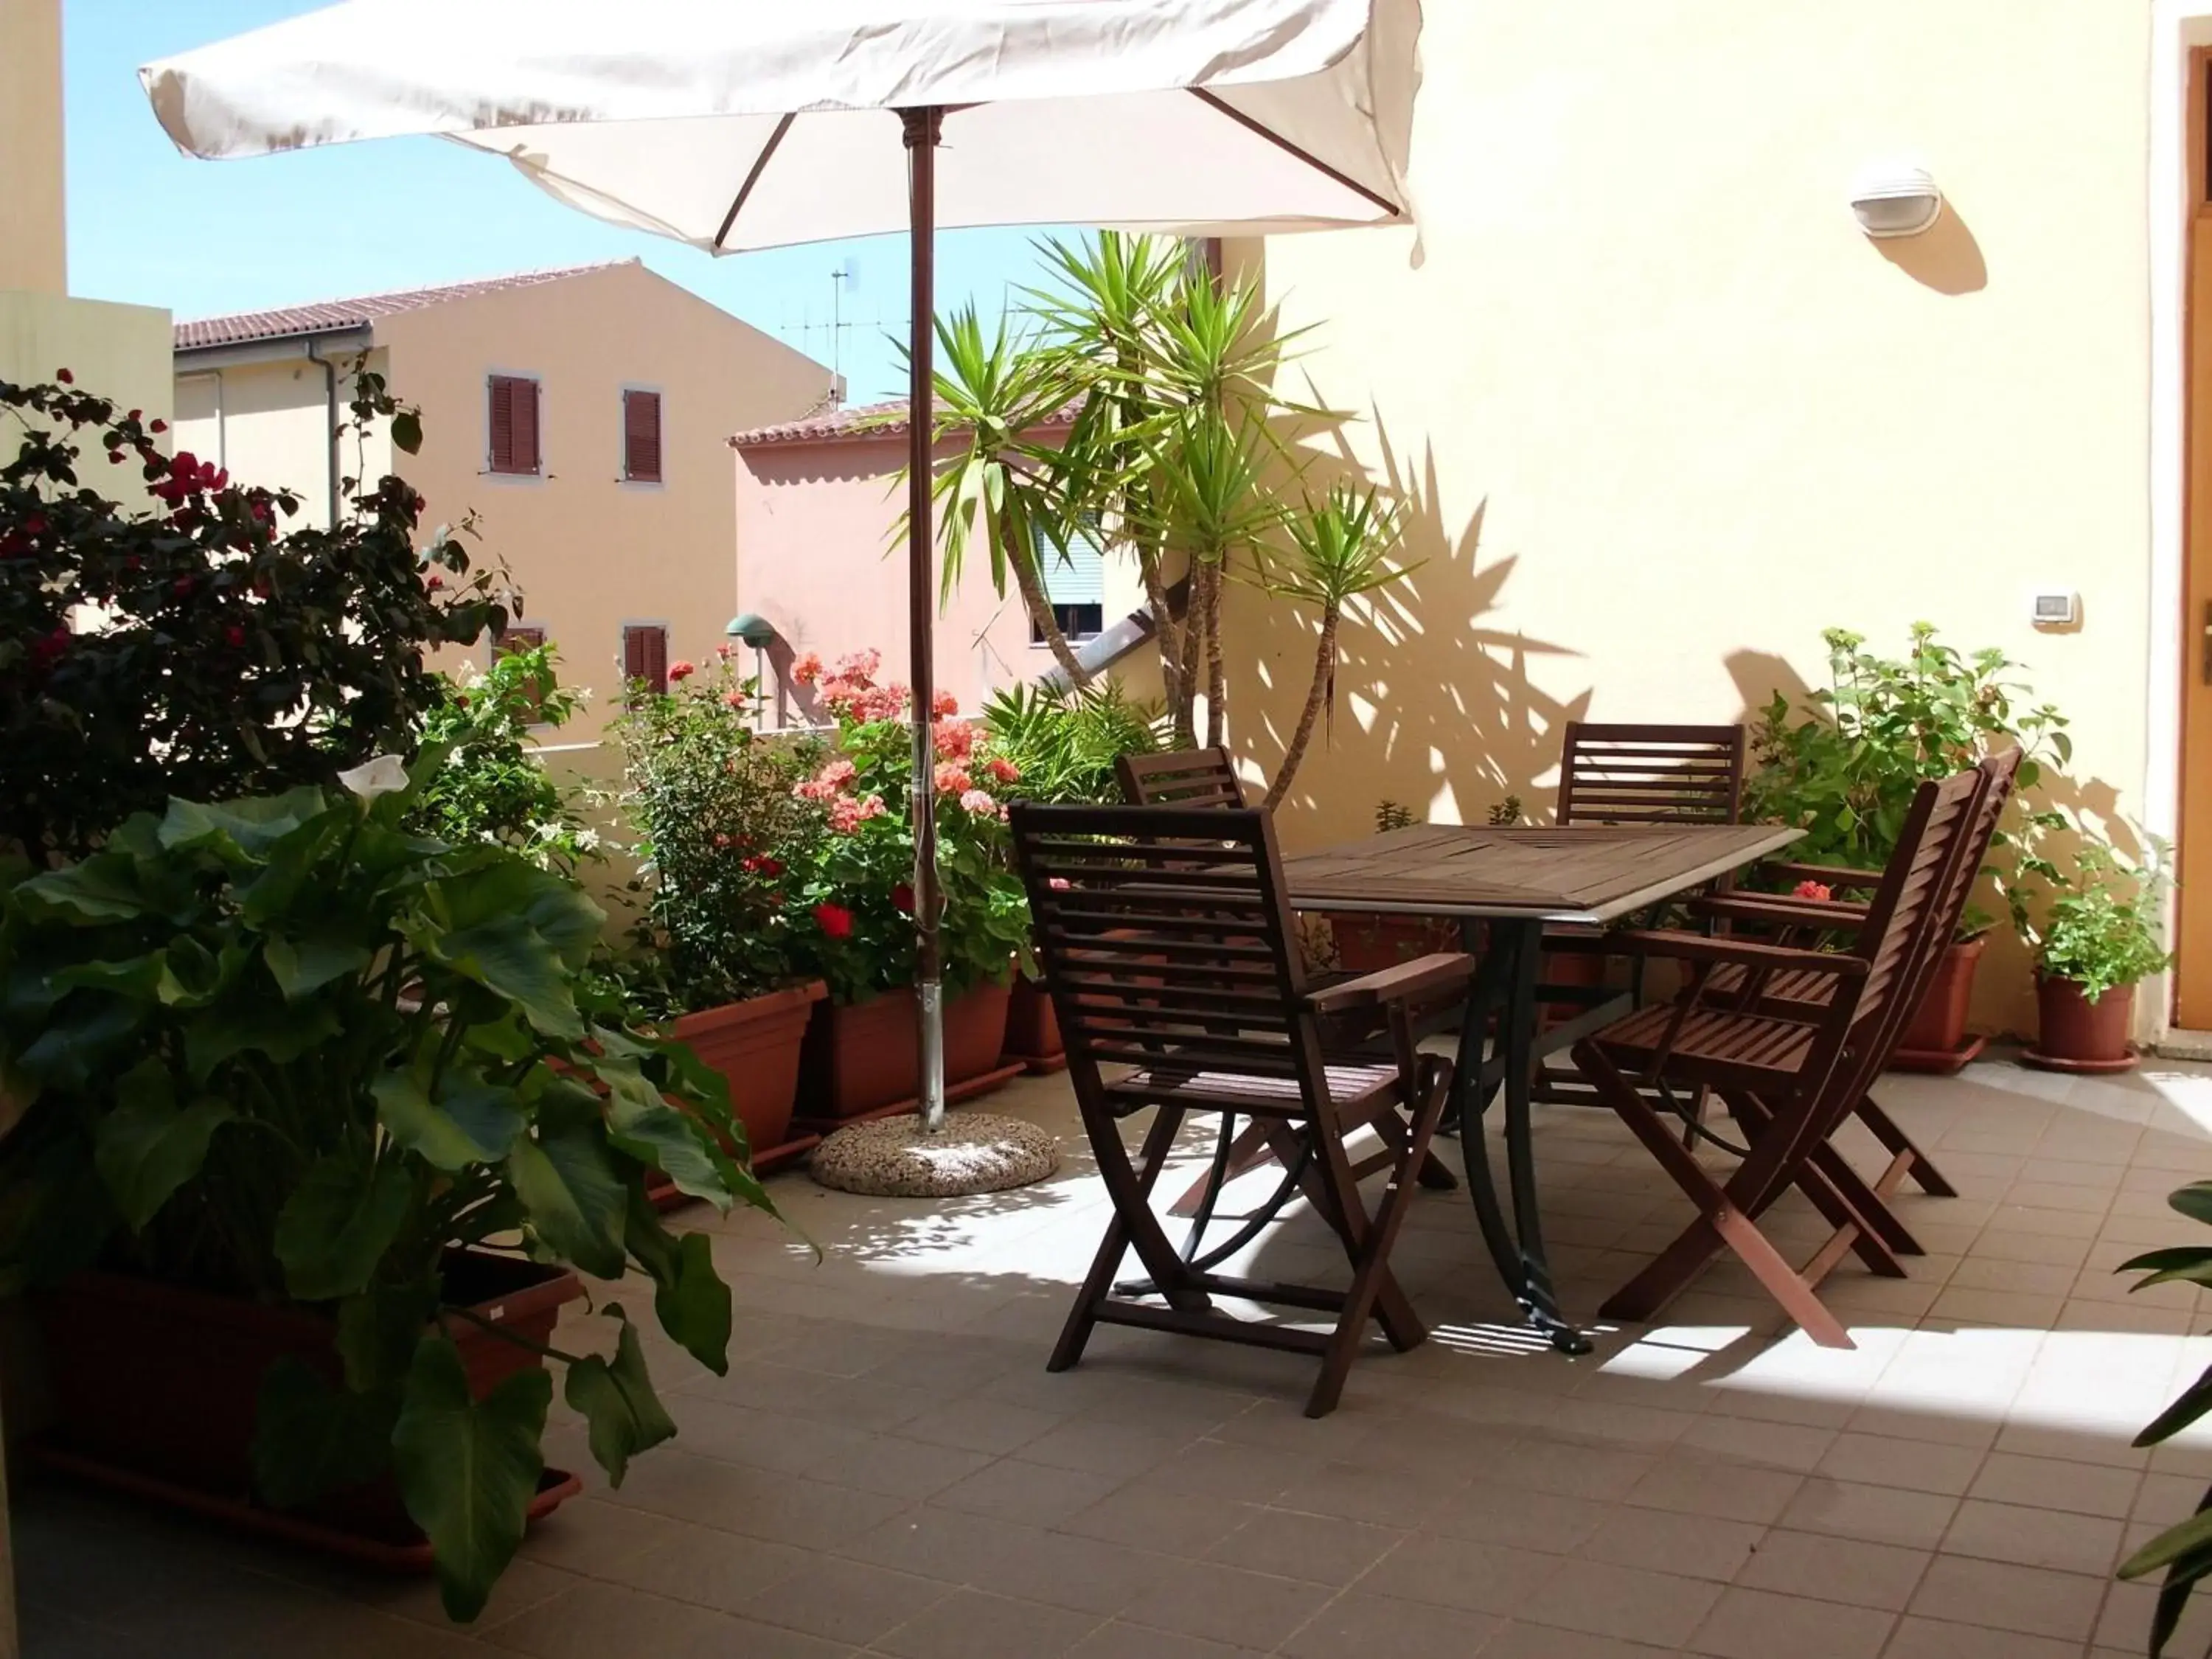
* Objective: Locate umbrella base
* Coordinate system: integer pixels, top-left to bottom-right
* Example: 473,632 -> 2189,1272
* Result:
809,1112 -> 1060,1197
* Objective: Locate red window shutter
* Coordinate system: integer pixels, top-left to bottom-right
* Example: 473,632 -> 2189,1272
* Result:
487,377 -> 515,472
513,378 -> 540,474
622,624 -> 668,696
623,390 -> 662,481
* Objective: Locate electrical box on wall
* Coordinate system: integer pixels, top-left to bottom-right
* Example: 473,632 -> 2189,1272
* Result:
2031,590 -> 2079,628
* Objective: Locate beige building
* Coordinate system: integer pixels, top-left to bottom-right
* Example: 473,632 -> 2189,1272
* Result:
1163,0 -> 2212,1047
173,260 -> 834,734
0,0 -> 172,452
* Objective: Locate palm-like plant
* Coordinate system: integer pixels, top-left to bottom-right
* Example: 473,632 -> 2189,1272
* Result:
1261,484 -> 1416,810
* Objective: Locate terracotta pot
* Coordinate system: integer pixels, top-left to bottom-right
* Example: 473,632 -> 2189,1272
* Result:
1538,945 -> 1611,1031
1330,912 -> 1459,974
670,981 -> 827,1161
1893,936 -> 1986,1060
1002,976 -> 1065,1071
29,1251 -> 582,1558
2027,975 -> 2138,1073
799,980 -> 1015,1121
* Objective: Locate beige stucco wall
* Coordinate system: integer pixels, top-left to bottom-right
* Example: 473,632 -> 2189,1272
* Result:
0,0 -> 66,296
172,349 -> 383,532
1229,0 -> 2154,1036
372,262 -> 832,735
734,432 -> 1147,716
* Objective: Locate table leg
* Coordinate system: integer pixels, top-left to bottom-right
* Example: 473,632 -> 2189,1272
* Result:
1453,918 -> 1591,1355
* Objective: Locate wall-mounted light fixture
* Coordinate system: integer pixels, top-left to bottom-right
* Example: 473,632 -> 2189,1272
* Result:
1850,161 -> 1943,239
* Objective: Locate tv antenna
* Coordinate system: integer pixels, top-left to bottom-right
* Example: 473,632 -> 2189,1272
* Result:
829,257 -> 859,405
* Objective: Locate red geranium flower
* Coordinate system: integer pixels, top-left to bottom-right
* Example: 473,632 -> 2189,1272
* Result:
891,883 -> 914,913
54,368 -> 72,384
149,418 -> 167,434
669,659 -> 695,682
813,902 -> 855,939
1792,880 -> 1833,902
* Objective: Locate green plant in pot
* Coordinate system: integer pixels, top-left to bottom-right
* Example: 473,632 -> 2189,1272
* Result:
782,649 -> 1034,1120
0,759 -> 769,1621
611,649 -> 832,1167
412,641 -> 599,875
980,679 -> 1165,1065
2118,1181 -> 2212,1655
2010,835 -> 2172,1074
1744,622 -> 2070,1068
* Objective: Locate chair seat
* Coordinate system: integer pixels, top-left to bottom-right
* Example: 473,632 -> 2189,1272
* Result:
1705,961 -> 1835,1008
1106,1060 -> 1401,1119
1587,1002 -> 1815,1082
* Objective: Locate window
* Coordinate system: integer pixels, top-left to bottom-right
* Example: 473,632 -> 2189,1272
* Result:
622,623 -> 669,697
622,389 -> 663,482
1031,519 -> 1105,643
487,375 -> 540,475
492,625 -> 549,721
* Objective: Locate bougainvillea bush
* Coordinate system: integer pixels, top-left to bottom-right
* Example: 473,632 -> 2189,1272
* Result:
786,649 -> 1033,1005
0,372 -> 507,865
611,649 -> 827,1014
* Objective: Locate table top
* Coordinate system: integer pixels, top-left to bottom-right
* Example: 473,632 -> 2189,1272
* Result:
1282,822 -> 1803,924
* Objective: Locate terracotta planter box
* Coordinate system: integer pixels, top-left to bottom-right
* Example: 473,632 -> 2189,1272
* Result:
2026,975 -> 2138,1074
1890,936 -> 1989,1074
1002,976 -> 1065,1073
29,1251 -> 582,1568
1330,912 -> 1461,974
670,981 -> 827,1172
797,980 -> 1017,1124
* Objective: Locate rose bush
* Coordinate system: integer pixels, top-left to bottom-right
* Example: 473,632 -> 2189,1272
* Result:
0,371 -> 509,866
787,649 -> 1033,1004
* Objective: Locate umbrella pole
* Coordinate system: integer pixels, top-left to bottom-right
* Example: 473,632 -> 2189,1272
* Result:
902,105 -> 947,1134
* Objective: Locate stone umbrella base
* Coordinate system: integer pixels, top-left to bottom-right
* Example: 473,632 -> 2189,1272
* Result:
809,1112 -> 1060,1197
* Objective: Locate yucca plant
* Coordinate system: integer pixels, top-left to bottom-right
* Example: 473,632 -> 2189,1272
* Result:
980,680 -> 1169,805
1259,484 -> 1416,810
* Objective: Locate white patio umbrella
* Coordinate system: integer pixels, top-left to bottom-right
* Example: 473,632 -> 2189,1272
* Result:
141,0 -> 1418,1135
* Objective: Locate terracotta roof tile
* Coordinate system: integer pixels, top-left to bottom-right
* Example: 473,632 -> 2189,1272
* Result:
172,260 -> 638,352
728,395 -> 1080,448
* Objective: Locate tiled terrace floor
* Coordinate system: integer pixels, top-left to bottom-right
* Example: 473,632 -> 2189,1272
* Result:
21,1051 -> 2212,1658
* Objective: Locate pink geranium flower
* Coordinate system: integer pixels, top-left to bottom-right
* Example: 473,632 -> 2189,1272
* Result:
984,757 -> 1020,785
1792,880 -> 1833,902
792,651 -> 823,686
934,762 -> 973,796
959,788 -> 997,815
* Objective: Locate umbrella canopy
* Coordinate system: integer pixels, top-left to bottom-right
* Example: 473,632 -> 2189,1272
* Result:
142,0 -> 1418,1132
142,0 -> 1413,248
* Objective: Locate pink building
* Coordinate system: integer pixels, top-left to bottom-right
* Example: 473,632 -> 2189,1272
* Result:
730,400 -> 1132,720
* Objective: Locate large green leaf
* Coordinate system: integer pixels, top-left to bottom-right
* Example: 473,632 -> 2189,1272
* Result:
598,1064 -> 734,1208
2124,1501 -> 2212,1580
158,789 -> 330,860
184,993 -> 341,1080
51,953 -> 179,1003
419,915 -> 582,1039
265,932 -> 375,1001
625,1195 -> 732,1377
372,1070 -> 526,1171
507,1125 -> 627,1279
562,1307 -> 676,1487
15,996 -> 137,1090
431,860 -> 605,970
251,1357 -> 398,1509
2171,1183 -> 2212,1228
2138,1365 -> 2212,1448
17,854 -> 147,922
335,1280 -> 437,1392
275,1153 -> 415,1303
391,1335 -> 551,1624
91,1062 -> 234,1231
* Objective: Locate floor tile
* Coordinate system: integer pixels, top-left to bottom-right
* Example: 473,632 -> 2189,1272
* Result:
1906,1556 -> 2107,1642
1357,1534 -> 1562,1615
933,1458 -> 1127,1526
871,1589 -> 1101,1659
1731,1528 -> 1929,1611
1939,1497 -> 2127,1574
1778,1478 -> 1960,1552
1279,1591 -> 1503,1658
480,1582 -> 736,1658
1965,1450 -> 2142,1518
1581,1506 -> 1764,1581
1204,1506 -> 1405,1585
1113,1559 -> 1334,1651
1687,1586 -> 1893,1659
740,1559 -> 950,1647
1881,1615 -> 2087,1659
1514,1559 -> 1725,1648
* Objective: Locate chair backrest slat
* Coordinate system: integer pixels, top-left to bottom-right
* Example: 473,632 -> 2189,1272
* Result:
1118,748 -> 1247,810
1558,723 -> 1747,827
1012,802 -> 1329,1104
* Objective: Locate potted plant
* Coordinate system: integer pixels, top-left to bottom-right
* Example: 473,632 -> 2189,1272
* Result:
0,762 -> 768,1622
612,650 -> 830,1171
979,679 -> 1167,1069
1745,624 -> 2070,1071
2011,837 -> 2173,1073
784,650 -> 1034,1123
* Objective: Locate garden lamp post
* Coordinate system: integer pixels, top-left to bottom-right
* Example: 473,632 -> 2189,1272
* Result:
726,611 -> 779,730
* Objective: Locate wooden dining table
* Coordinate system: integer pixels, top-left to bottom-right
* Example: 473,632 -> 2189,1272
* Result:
1283,821 -> 1801,1353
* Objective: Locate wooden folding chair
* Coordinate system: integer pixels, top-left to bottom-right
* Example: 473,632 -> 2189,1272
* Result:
1688,747 -> 2022,1253
1010,802 -> 1470,1416
1566,768 -> 1983,1344
1557,722 -> 1748,828
1116,747 -> 1246,810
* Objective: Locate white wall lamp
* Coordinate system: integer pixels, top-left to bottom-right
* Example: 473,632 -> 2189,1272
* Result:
1850,161 -> 1943,239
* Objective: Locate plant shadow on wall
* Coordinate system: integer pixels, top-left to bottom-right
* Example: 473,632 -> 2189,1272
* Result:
1234,423 -> 1588,842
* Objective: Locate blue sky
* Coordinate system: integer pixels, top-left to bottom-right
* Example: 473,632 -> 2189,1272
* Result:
63,1 -> 1054,404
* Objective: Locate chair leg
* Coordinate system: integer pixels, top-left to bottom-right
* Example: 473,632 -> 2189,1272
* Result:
1305,1060 -> 1452,1416
1855,1093 -> 1957,1198
1576,1044 -> 1851,1348
1719,1092 -> 1913,1274
1267,1118 -> 1427,1356
1051,1105 -> 1204,1374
